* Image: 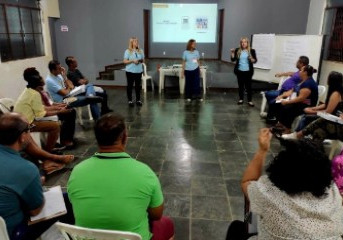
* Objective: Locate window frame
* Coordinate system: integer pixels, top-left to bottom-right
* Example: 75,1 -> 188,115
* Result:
327,7 -> 343,62
0,3 -> 45,62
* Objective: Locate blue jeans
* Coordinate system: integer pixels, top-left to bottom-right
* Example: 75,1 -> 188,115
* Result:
265,90 -> 281,104
68,84 -> 100,120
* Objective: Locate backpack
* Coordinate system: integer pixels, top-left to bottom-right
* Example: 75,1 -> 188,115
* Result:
332,150 -> 343,194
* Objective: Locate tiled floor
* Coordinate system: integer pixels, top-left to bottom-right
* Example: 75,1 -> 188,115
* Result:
45,88 -> 281,240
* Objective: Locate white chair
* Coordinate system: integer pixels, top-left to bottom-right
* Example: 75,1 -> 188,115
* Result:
0,217 -> 10,240
76,105 -> 93,126
55,222 -> 142,240
260,77 -> 288,118
0,98 -> 15,113
317,85 -> 326,105
142,63 -> 154,93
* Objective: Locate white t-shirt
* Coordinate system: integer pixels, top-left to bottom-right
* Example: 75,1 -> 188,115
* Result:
248,175 -> 343,240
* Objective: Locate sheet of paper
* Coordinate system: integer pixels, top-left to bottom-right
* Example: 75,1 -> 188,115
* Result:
317,112 -> 343,125
30,186 -> 67,223
252,34 -> 275,70
68,85 -> 86,97
281,38 -> 309,72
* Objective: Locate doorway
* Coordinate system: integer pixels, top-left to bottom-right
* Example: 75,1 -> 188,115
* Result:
218,9 -> 225,60
143,9 -> 150,59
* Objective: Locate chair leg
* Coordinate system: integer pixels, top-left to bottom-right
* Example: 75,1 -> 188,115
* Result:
329,140 -> 340,160
76,107 -> 84,126
87,105 -> 93,121
260,92 -> 267,118
150,78 -> 154,92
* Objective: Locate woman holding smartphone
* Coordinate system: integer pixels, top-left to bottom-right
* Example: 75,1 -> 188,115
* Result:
231,37 -> 257,107
181,39 -> 202,102
123,37 -> 144,107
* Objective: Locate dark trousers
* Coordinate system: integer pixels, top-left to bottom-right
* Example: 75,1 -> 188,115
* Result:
96,90 -> 110,113
184,67 -> 201,99
226,220 -> 255,240
12,193 -> 75,240
237,70 -> 253,102
126,72 -> 142,102
276,103 -> 308,129
58,109 -> 76,143
303,118 -> 343,144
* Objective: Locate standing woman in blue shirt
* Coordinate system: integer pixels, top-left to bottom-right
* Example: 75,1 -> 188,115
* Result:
231,37 -> 257,107
181,39 -> 202,102
123,37 -> 144,107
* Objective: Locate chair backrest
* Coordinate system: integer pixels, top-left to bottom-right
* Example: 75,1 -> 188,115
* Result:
0,98 -> 15,113
142,63 -> 148,77
55,222 -> 142,240
277,77 -> 289,90
318,85 -> 326,99
0,217 -> 10,240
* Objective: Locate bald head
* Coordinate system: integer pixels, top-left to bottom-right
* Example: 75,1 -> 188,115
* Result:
0,113 -> 29,145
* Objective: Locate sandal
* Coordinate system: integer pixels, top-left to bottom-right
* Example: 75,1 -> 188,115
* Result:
43,160 -> 66,175
56,155 -> 75,164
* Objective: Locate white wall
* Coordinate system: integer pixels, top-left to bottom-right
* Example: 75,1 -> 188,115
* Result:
306,0 -> 326,34
0,0 -> 60,100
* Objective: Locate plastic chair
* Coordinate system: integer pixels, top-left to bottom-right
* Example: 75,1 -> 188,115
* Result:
0,98 -> 15,113
142,63 -> 154,93
317,85 -> 326,105
0,217 -> 10,240
76,105 -> 93,126
55,222 -> 142,240
260,77 -> 288,118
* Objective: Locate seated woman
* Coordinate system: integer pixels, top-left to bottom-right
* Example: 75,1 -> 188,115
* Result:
295,71 -> 343,131
274,65 -> 318,133
14,68 -> 73,153
39,87 -> 76,149
226,129 -> 343,240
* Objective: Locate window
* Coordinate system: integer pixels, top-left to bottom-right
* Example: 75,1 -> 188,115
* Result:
0,3 -> 44,62
328,7 -> 343,62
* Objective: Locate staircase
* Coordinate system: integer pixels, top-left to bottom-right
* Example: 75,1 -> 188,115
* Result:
97,62 -> 126,80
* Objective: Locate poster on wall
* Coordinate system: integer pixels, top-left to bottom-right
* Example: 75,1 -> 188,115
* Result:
281,39 -> 309,72
252,34 -> 275,70
60,25 -> 69,32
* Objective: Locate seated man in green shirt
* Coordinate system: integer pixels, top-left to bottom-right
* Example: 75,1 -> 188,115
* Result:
68,113 -> 174,240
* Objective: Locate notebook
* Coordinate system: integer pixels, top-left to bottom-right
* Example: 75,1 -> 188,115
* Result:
29,186 -> 67,225
317,111 -> 343,125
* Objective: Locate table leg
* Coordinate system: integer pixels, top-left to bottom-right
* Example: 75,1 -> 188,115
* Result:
159,71 -> 164,93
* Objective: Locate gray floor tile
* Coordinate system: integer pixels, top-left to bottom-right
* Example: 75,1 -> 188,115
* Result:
164,194 -> 191,218
191,219 -> 229,240
192,176 -> 227,196
192,196 -> 230,220
161,174 -> 191,194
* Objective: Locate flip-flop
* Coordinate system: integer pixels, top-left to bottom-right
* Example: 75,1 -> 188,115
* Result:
43,161 -> 66,175
57,155 -> 75,164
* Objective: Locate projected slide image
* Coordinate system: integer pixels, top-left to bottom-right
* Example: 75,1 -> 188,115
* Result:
152,3 -> 217,43
196,17 -> 208,30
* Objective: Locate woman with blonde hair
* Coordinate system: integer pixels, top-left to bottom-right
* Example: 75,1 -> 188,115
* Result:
231,37 -> 257,106
123,37 -> 144,107
181,39 -> 202,102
